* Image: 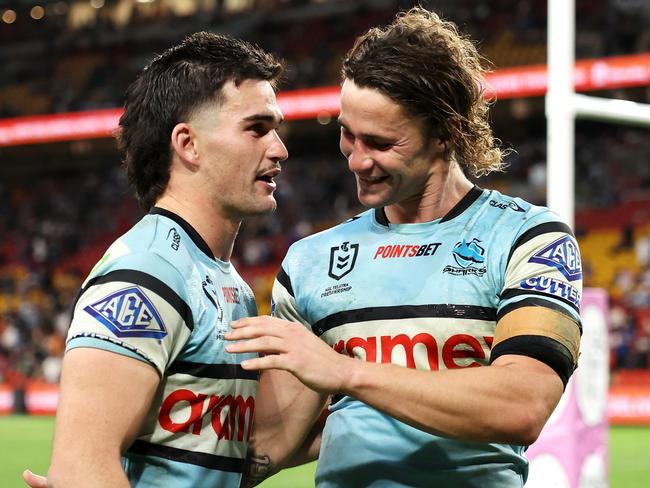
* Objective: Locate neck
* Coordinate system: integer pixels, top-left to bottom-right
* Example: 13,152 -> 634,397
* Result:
385,161 -> 474,224
154,194 -> 241,262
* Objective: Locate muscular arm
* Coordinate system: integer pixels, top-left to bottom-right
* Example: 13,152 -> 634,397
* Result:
227,307 -> 576,447
241,369 -> 327,487
47,348 -> 159,487
338,353 -> 561,445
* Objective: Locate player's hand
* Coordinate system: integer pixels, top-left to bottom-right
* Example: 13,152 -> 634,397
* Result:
225,316 -> 354,394
22,470 -> 48,488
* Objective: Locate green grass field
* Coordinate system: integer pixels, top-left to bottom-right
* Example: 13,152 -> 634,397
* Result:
1,416 -> 647,487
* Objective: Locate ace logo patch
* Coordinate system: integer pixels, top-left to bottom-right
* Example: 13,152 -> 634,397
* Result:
84,286 -> 168,339
528,235 -> 582,282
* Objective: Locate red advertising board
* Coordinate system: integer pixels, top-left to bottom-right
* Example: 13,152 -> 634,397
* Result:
1,53 -> 649,147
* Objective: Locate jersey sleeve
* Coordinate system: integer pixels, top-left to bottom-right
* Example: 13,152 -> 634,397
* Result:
271,264 -> 312,330
493,216 -> 583,385
66,253 -> 194,376
499,219 -> 583,323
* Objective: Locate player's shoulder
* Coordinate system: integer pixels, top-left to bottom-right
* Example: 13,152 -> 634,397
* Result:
482,188 -> 571,236
83,213 -> 194,292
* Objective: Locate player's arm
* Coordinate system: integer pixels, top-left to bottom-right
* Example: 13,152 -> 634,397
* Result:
45,348 -> 159,487
228,307 -> 576,445
240,370 -> 328,487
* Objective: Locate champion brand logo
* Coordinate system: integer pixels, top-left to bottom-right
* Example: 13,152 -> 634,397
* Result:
528,235 -> 582,282
329,241 -> 359,280
84,286 -> 167,339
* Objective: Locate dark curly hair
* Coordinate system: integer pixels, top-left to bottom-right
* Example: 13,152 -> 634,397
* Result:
342,7 -> 505,176
117,32 -> 284,210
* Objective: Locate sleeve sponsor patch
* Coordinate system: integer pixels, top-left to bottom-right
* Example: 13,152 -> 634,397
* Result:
528,235 -> 582,282
83,286 -> 168,339
519,276 -> 581,308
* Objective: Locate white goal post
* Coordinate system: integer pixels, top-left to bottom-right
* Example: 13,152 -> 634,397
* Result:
546,0 -> 650,228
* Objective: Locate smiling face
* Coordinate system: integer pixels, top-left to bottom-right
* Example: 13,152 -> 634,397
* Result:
190,79 -> 288,220
338,79 -> 442,211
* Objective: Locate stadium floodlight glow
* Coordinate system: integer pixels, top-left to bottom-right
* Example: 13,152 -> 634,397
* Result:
51,2 -> 68,15
1,9 -> 16,23
30,6 -> 45,20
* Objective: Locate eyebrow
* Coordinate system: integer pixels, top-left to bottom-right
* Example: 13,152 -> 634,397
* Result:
243,113 -> 284,125
338,119 -> 393,143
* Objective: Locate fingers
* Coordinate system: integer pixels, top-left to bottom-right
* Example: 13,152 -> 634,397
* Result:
226,316 -> 297,341
239,355 -> 285,371
22,470 -> 48,488
226,336 -> 286,355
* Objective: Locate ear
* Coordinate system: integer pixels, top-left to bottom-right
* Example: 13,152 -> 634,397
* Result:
171,122 -> 200,168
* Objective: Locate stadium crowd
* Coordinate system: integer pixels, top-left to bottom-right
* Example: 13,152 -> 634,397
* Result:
1,0 -> 649,394
1,0 -> 650,117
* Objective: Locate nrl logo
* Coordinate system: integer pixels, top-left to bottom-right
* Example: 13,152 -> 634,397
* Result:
528,235 -> 582,282
84,286 -> 167,339
328,241 -> 359,280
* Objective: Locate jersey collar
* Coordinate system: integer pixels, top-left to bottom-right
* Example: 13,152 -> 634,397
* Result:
149,207 -> 216,260
374,185 -> 484,227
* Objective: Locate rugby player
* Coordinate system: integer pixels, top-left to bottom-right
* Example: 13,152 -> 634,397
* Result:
23,32 -> 288,487
227,8 -> 582,487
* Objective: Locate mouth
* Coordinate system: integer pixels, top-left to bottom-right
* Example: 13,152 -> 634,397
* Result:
255,167 -> 281,189
358,175 -> 389,185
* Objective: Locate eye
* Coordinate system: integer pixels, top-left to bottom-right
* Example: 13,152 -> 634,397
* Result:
248,123 -> 270,137
340,127 -> 354,141
367,139 -> 392,151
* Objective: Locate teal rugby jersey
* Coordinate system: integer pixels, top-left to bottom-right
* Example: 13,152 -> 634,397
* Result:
272,186 -> 582,488
66,208 -> 258,488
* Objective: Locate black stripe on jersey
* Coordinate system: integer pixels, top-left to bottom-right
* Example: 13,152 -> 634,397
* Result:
500,288 -> 580,315
150,207 -> 215,260
168,361 -> 259,380
127,440 -> 244,472
440,185 -> 483,222
312,304 -> 496,336
507,221 -> 575,265
374,207 -> 390,226
497,297 -> 583,332
77,270 -> 194,331
490,335 -> 576,387
276,267 -> 294,297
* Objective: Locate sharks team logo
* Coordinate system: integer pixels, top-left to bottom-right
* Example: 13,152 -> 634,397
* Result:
328,241 -> 359,280
202,275 -> 224,322
443,238 -> 487,277
528,235 -> 582,281
84,286 -> 167,339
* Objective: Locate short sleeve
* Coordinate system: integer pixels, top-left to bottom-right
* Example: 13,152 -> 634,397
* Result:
67,254 -> 194,375
499,219 -> 583,325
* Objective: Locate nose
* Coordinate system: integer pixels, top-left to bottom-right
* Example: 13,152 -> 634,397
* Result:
269,130 -> 289,162
347,144 -> 373,173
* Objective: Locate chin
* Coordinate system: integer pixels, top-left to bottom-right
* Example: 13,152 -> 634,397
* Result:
358,191 -> 390,209
251,198 -> 278,216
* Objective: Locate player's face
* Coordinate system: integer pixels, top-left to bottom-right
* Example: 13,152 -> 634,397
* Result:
338,79 -> 439,210
192,79 -> 288,219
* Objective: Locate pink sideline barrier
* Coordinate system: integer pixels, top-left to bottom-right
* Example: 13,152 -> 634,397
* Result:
527,288 -> 609,487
